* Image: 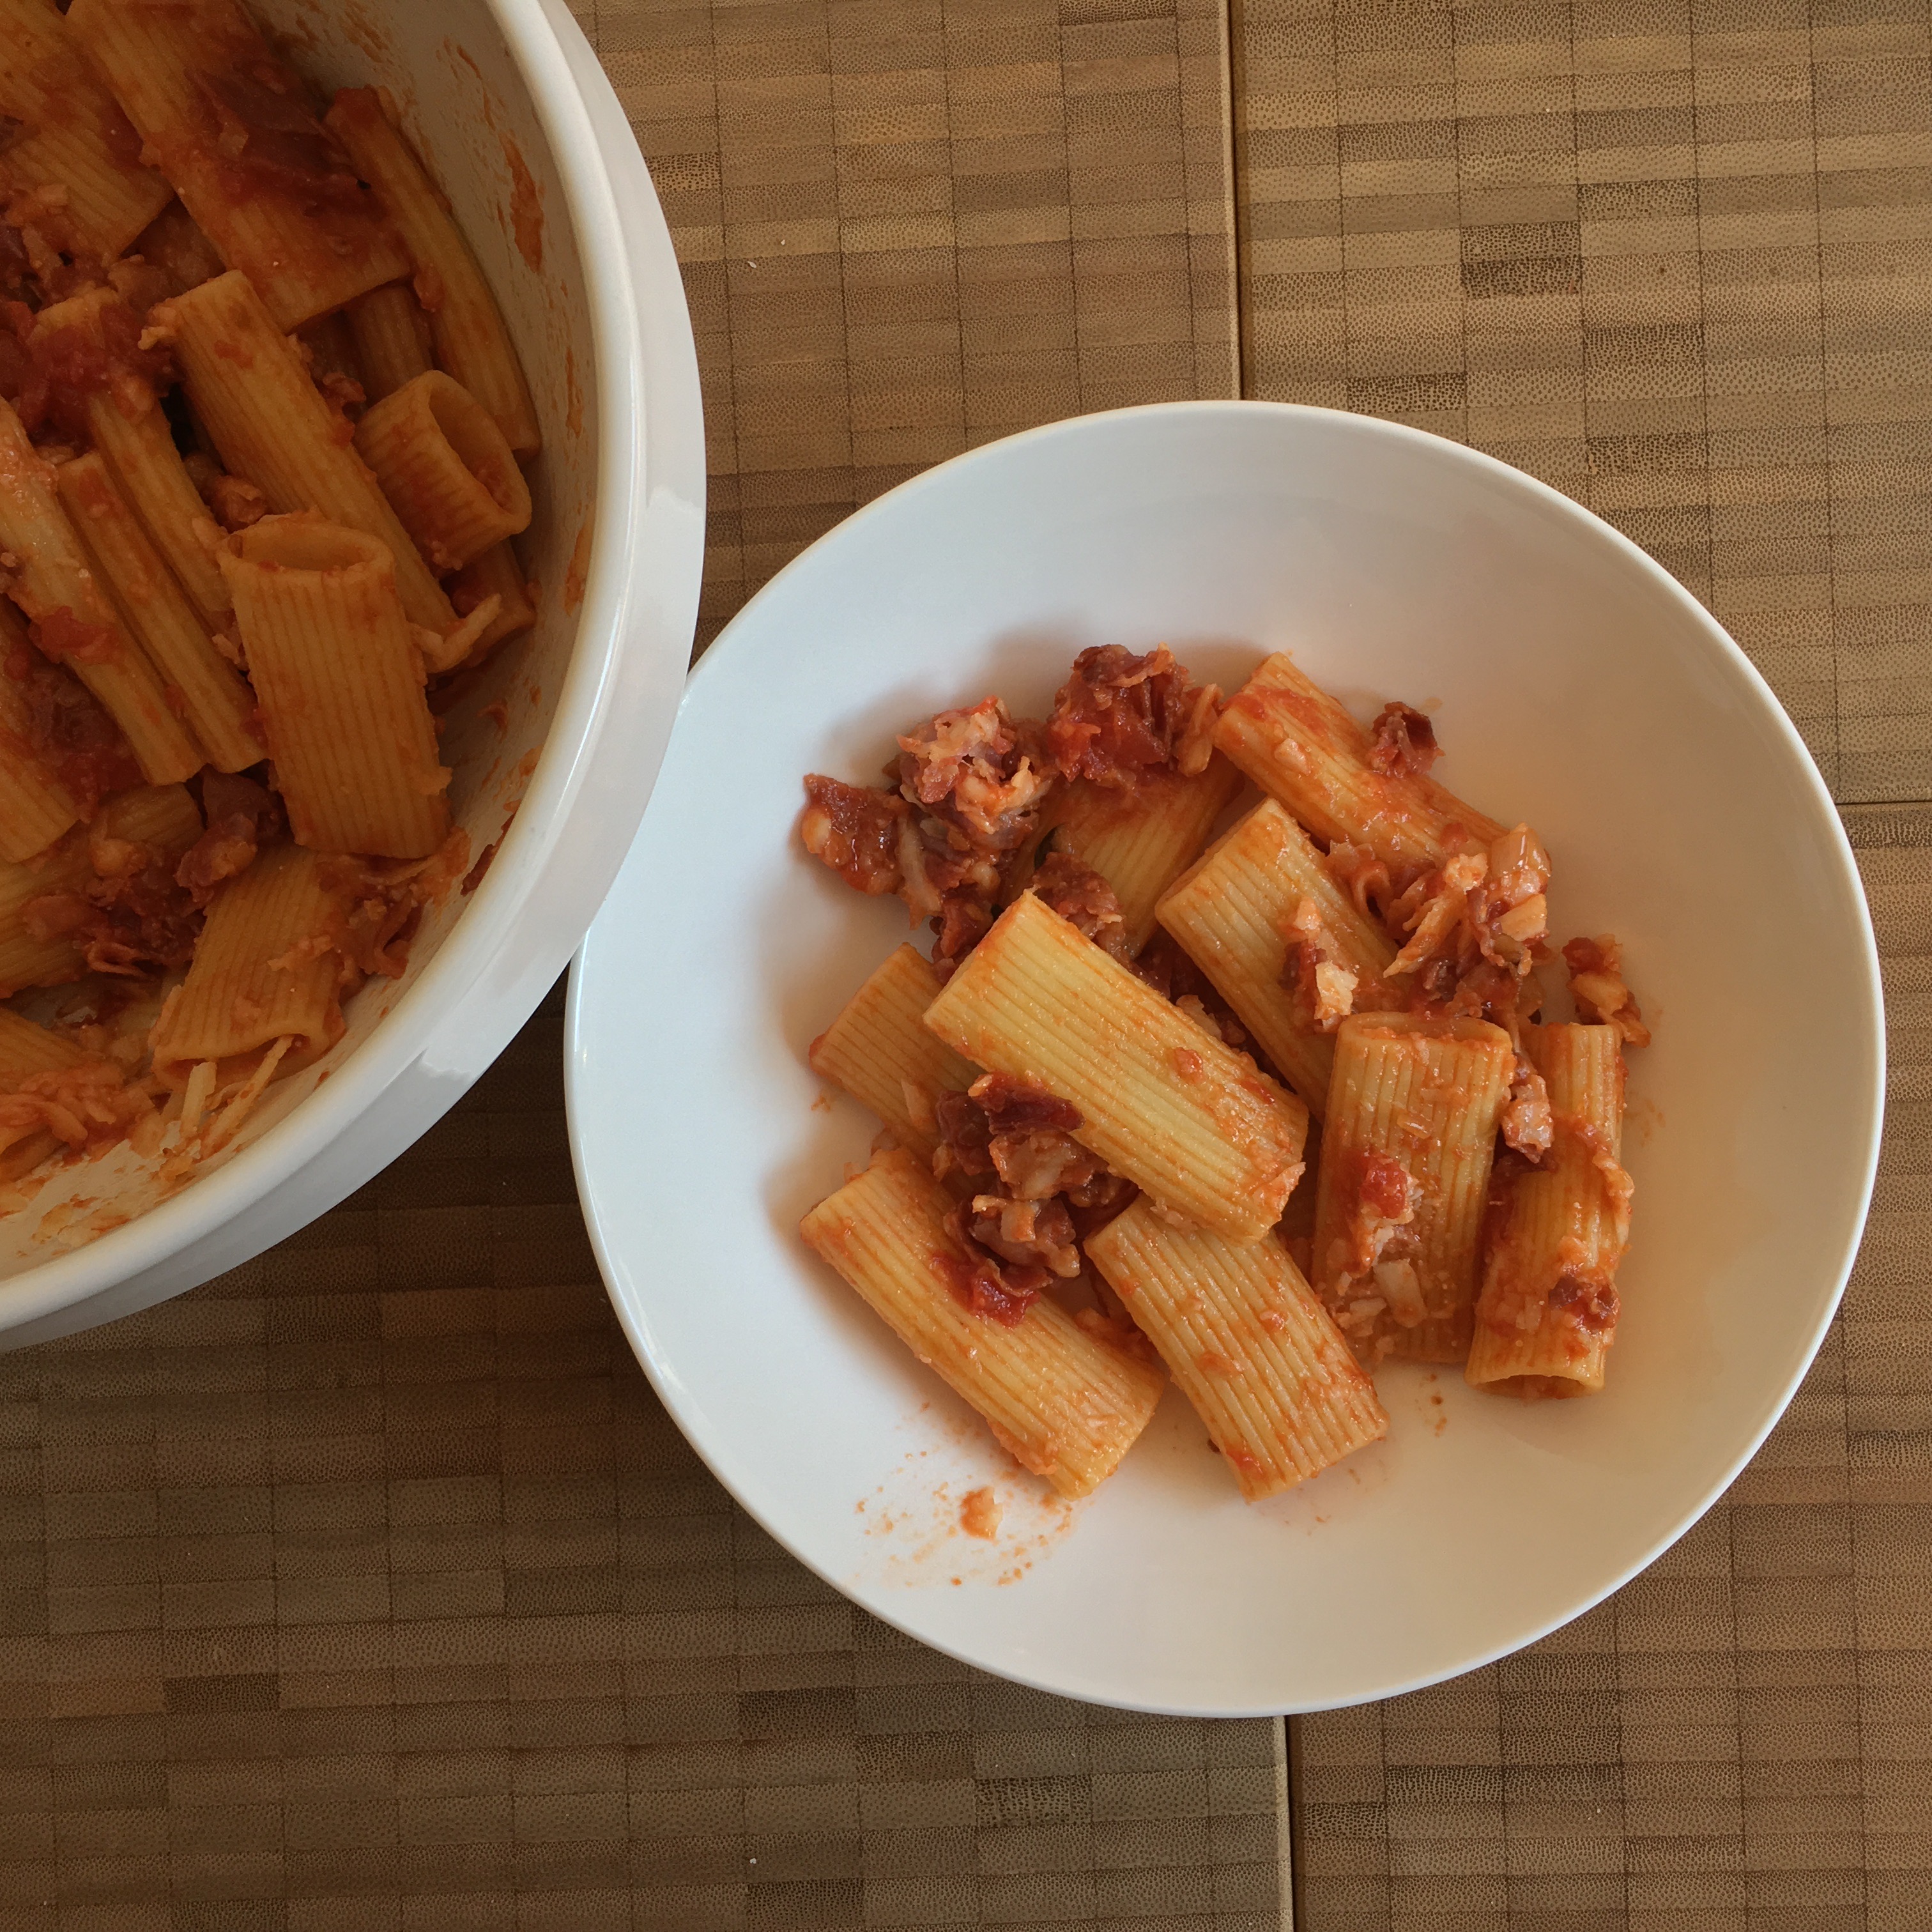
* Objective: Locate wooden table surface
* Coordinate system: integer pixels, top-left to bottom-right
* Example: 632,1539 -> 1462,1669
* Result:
1,3 -> 1925,1927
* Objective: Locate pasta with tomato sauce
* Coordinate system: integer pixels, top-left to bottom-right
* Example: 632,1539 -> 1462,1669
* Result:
796,643 -> 1649,1505
0,0 -> 540,1197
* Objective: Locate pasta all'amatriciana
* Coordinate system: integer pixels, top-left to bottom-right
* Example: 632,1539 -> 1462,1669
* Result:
0,0 -> 545,1202
795,639 -> 1649,1506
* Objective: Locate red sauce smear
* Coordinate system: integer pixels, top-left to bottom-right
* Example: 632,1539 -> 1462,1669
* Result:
3,298 -> 172,446
502,136 -> 543,272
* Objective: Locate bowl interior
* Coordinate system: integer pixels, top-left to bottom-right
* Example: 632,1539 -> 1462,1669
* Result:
571,401 -> 1882,1714
0,0 -> 595,1284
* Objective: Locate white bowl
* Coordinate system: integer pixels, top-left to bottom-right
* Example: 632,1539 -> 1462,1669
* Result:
0,0 -> 704,1347
567,401 -> 1883,1716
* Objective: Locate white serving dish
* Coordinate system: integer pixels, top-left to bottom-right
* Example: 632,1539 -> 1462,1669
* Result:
0,0 -> 704,1347
567,401 -> 1883,1717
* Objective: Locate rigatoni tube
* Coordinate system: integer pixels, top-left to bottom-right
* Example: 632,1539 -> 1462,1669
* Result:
1041,755 -> 1244,956
0,0 -> 171,259
1085,1199 -> 1387,1499
1156,798 -> 1404,1121
355,372 -> 532,574
27,286 -> 233,632
325,88 -> 542,457
150,843 -> 349,1089
219,516 -> 450,861
0,606 -> 77,862
0,783 -> 202,995
57,453 -> 261,773
1311,1013 -> 1513,1365
1215,653 -> 1503,878
808,944 -> 978,1159
0,399 -> 200,787
160,272 -> 456,634
447,543 -> 536,663
67,0 -> 410,328
799,1148 -> 1165,1499
923,891 -> 1308,1243
344,282 -> 435,404
1467,1024 -> 1632,1398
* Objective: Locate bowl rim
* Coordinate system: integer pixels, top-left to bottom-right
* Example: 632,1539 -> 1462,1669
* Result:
0,0 -> 654,1337
569,394 -> 1888,1716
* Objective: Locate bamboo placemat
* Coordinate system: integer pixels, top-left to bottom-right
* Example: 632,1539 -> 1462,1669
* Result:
3,1 -> 1927,1926
586,0 -> 1239,644
1234,5 -> 1931,1925
0,3 -> 1284,1928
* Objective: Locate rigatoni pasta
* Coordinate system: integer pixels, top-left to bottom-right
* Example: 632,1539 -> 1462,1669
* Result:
924,891 -> 1308,1245
0,397 -> 201,787
326,88 -> 544,457
355,372 -> 532,574
793,640 -> 1648,1504
218,517 -> 450,861
1310,1013 -> 1513,1365
345,283 -> 435,403
1156,797 -> 1402,1121
149,843 -> 348,1089
160,270 -> 457,635
1467,1024 -> 1632,1398
67,0 -> 410,328
0,783 -> 203,997
57,454 -> 261,773
800,1149 -> 1165,1499
448,544 -> 538,659
0,0 -> 172,261
1041,755 -> 1244,955
0,607 -> 79,864
0,0 -> 551,1211
1214,652 -> 1503,879
1085,1199 -> 1388,1499
808,944 -> 977,1159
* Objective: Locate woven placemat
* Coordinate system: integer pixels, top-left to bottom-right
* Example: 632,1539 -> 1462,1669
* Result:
586,0 -> 1240,644
1234,6 -> 1931,1924
0,3 -> 1287,1928
0,986 -> 1288,1931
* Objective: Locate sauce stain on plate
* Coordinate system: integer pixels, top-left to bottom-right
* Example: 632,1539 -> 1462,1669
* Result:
848,1403 -> 1075,1589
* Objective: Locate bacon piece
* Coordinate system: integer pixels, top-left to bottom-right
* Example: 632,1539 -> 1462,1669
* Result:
928,1244 -> 1043,1327
933,1074 -> 1092,1192
960,1191 -> 1082,1280
931,1087 -> 996,1180
1278,896 -> 1357,1032
10,654 -> 139,818
1043,645 -> 1222,788
194,71 -> 369,211
930,893 -> 993,978
6,297 -> 173,447
1500,1051 -> 1553,1160
968,1070 -> 1084,1135
1548,1273 -> 1620,1334
799,774 -> 906,896
897,697 -> 1053,847
1367,701 -> 1439,777
1563,934 -> 1650,1048
176,771 -> 284,907
198,469 -> 269,533
1326,1147 -> 1418,1285
990,1128 -> 1105,1201
1027,850 -> 1128,960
